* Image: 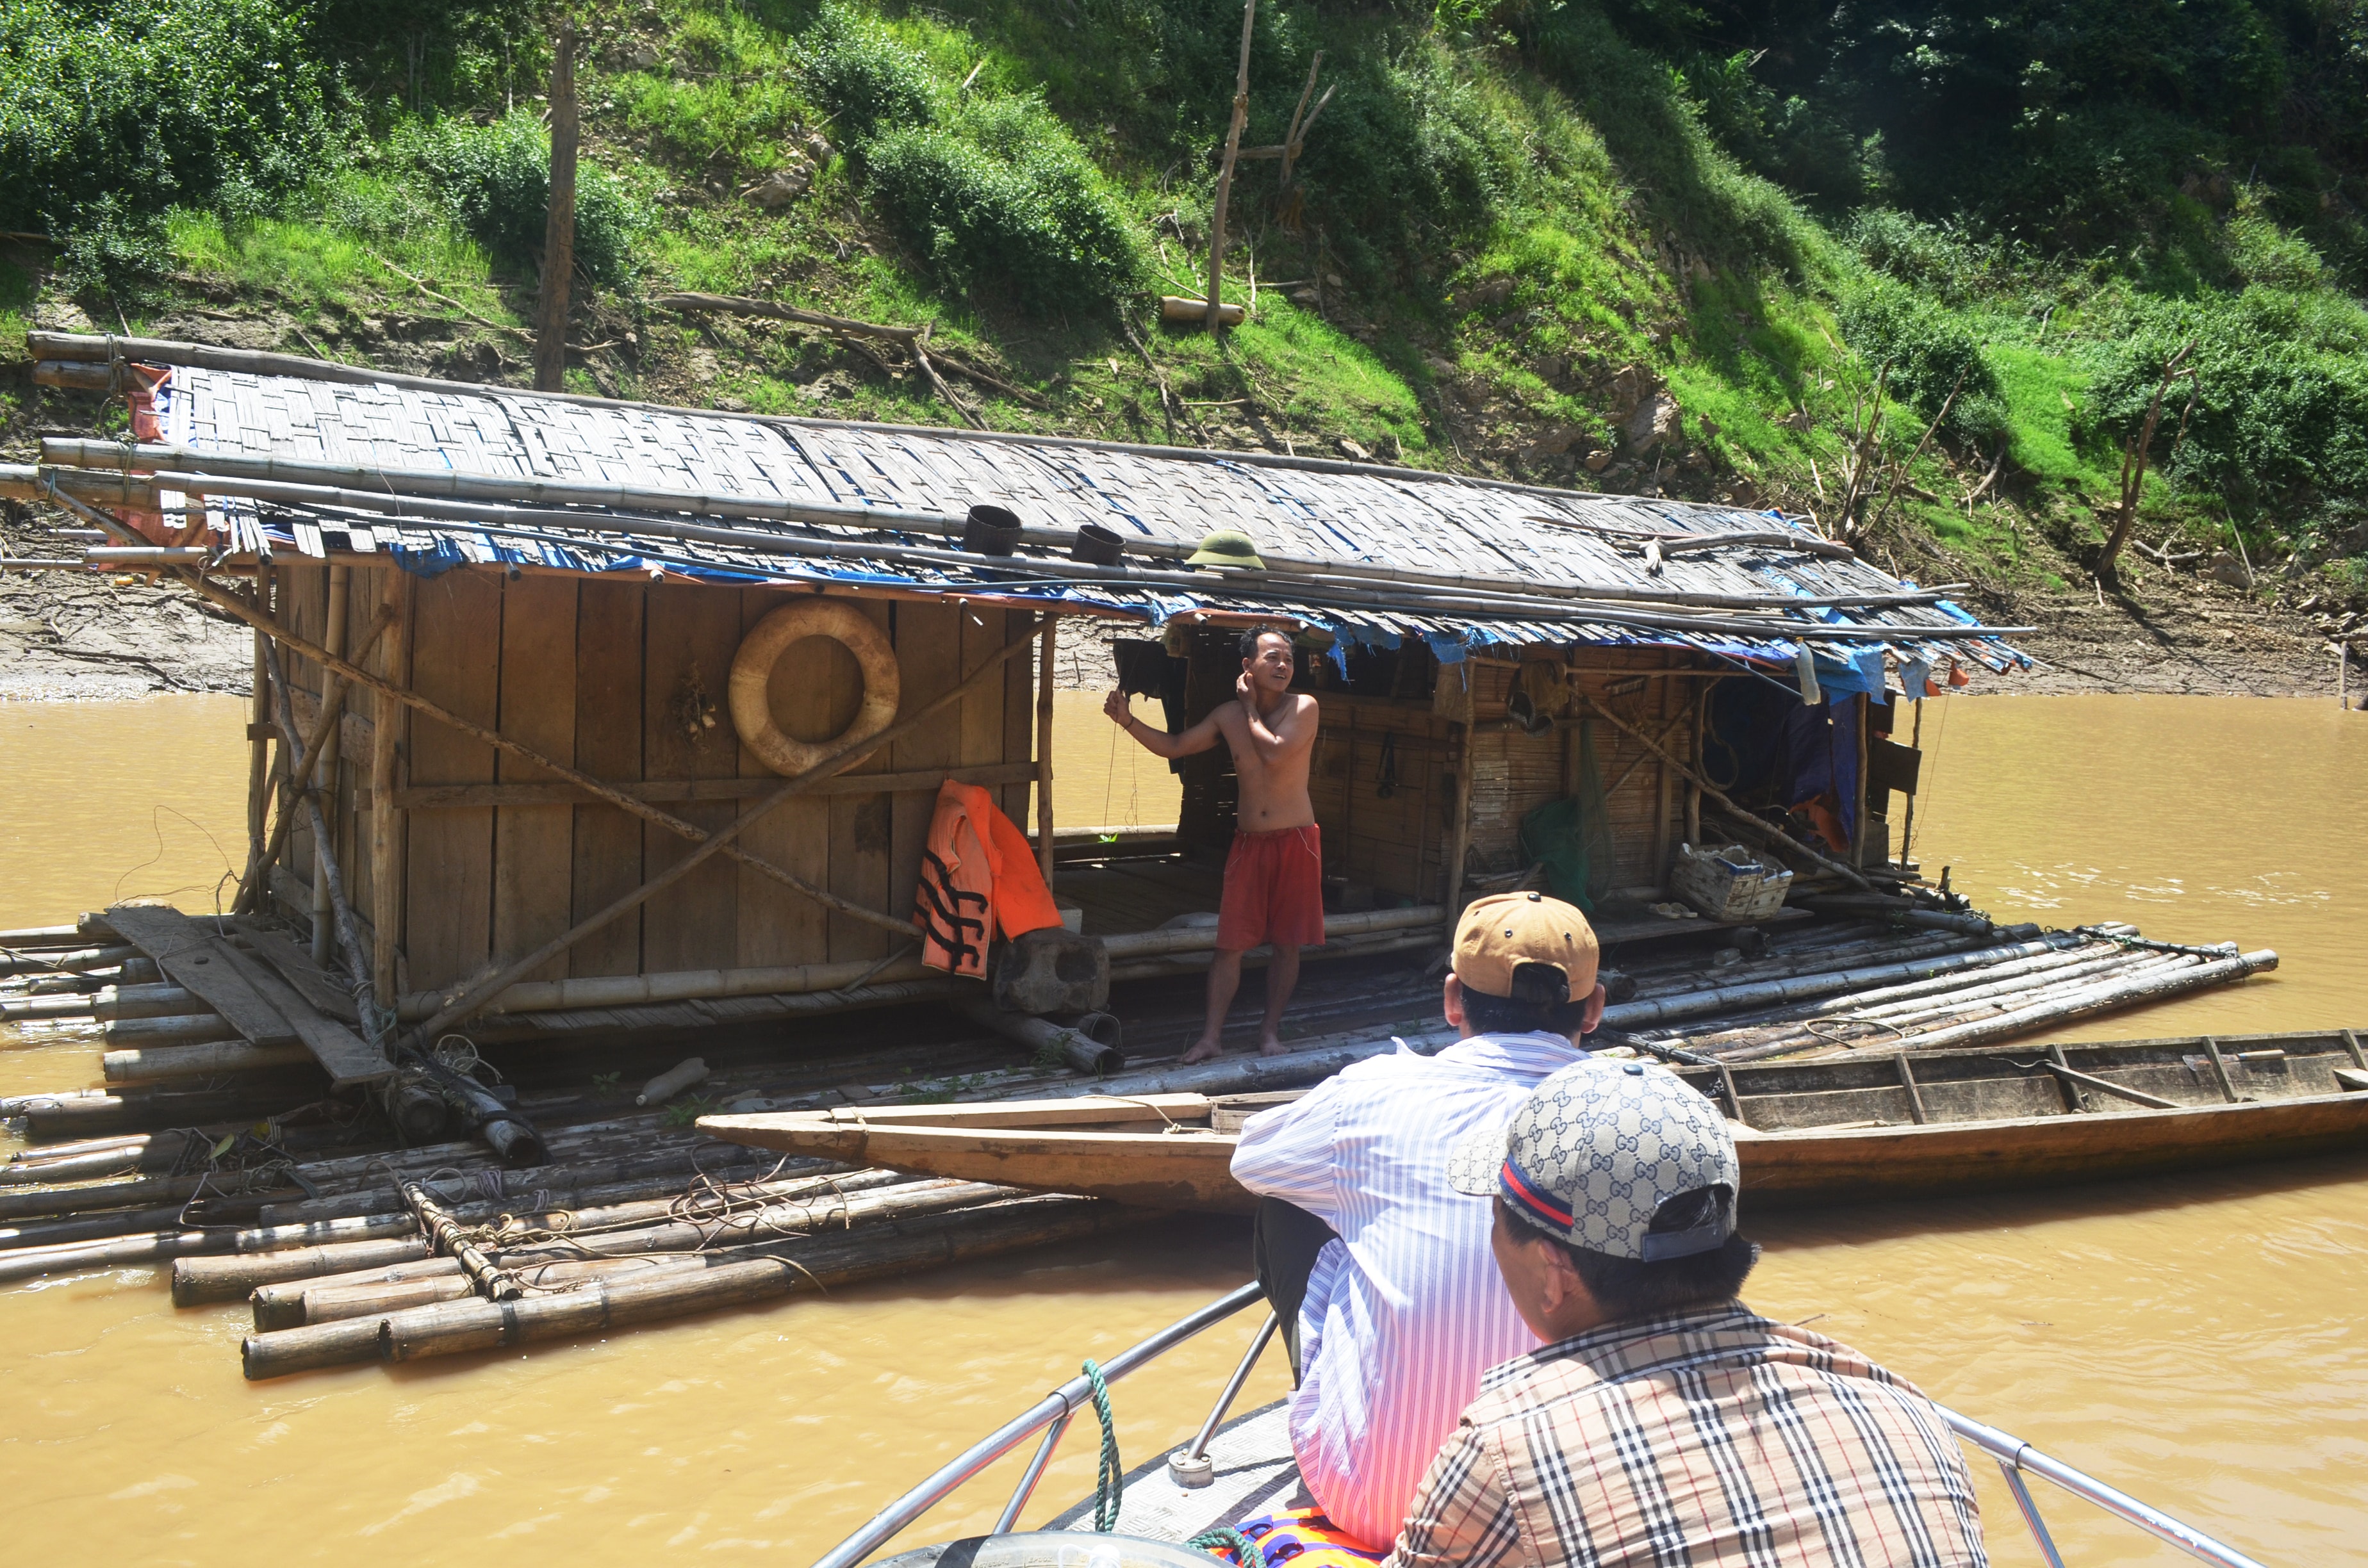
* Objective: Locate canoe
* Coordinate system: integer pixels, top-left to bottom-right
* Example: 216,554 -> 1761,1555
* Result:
700,1025 -> 2368,1213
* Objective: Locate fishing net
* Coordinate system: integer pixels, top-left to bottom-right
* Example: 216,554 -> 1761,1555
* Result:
1518,719 -> 1616,911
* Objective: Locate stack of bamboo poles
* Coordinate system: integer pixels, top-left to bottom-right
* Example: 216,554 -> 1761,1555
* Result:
1616,927 -> 2280,1063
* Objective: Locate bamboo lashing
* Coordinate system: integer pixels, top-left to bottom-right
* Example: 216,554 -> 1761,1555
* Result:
402,1180 -> 520,1302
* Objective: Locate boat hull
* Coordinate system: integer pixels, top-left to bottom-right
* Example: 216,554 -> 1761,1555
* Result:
703,1080 -> 2368,1213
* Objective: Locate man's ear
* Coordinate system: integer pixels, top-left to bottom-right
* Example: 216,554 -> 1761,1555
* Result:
1443,973 -> 1468,1033
1579,981 -> 1606,1036
1536,1236 -> 1590,1318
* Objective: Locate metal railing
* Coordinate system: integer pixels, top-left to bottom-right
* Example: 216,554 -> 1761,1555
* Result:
809,1282 -> 1267,1568
1936,1407 -> 2270,1568
805,1282 -> 2273,1568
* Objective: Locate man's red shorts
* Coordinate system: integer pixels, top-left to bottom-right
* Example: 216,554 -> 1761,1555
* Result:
1217,824 -> 1327,951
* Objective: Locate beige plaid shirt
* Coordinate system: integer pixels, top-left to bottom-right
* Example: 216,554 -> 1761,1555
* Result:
1381,1303 -> 1987,1568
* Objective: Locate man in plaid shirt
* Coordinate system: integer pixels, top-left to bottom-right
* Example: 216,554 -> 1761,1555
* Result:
1381,1059 -> 1988,1568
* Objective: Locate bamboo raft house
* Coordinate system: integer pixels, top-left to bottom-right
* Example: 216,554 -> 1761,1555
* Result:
0,331 -> 2287,1374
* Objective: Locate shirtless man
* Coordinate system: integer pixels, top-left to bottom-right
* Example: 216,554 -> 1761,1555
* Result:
1105,628 -> 1321,1062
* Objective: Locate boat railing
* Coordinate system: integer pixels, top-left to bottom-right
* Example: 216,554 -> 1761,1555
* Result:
809,1282 -> 1267,1568
1934,1406 -> 2269,1568
804,1282 -> 2271,1568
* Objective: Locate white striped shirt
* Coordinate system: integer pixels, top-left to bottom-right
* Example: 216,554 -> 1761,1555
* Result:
1230,1032 -> 1590,1548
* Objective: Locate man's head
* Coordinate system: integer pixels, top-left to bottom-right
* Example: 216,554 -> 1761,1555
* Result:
1237,628 -> 1296,693
1449,1059 -> 1757,1343
1445,891 -> 1606,1041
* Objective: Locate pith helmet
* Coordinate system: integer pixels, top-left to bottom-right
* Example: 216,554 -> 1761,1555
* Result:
1187,528 -> 1265,569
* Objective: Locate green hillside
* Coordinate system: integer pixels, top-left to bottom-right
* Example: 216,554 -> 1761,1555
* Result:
6,0 -> 2367,614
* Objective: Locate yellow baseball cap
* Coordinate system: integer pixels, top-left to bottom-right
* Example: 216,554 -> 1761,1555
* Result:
1452,890 -> 1600,1002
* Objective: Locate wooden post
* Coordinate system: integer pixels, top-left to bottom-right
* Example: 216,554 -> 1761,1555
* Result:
2342,641 -> 2351,710
245,566 -> 272,881
1851,691 -> 1871,870
1035,614 -> 1058,892
311,563 -> 350,964
533,16 -> 579,394
1206,0 -> 1256,334
1440,719 -> 1475,929
1899,696 -> 1923,862
370,569 -> 413,1004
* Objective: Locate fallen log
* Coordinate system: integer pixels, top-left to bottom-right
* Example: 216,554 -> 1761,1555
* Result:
242,1195 -> 1128,1378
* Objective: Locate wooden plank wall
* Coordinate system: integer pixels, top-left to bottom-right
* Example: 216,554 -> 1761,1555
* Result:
1461,648 -> 1699,895
293,572 -> 1037,994
1311,698 -> 1451,904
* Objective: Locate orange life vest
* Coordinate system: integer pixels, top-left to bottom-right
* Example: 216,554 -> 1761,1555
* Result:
915,780 -> 1063,977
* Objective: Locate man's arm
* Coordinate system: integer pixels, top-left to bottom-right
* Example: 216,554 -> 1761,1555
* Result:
1381,1423 -> 1522,1568
1228,1077 -> 1346,1220
1103,689 -> 1224,760
1226,684 -> 1319,768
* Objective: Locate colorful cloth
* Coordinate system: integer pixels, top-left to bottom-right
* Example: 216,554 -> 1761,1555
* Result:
1228,1508 -> 1390,1568
914,780 -> 1062,977
1217,824 -> 1328,951
1229,1033 -> 1590,1548
1381,1303 -> 1987,1568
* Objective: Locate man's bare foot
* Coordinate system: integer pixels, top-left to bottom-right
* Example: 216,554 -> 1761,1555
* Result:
1258,1034 -> 1290,1058
1180,1035 -> 1224,1065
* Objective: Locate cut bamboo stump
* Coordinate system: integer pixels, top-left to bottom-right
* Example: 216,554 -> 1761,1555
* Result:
242,1196 -> 1130,1378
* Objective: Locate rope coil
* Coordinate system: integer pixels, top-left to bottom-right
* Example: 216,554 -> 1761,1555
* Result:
1186,1528 -> 1266,1568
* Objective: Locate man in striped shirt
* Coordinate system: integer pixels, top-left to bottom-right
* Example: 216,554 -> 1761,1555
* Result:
1231,892 -> 1607,1549
1381,1059 -> 1987,1568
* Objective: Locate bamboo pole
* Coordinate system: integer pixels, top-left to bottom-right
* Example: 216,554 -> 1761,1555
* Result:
261,638 -> 388,1044
1277,51 -> 1323,192
246,569 -> 271,885
1599,932 -> 2089,1031
1440,718 -> 1476,926
1761,949 -> 2280,1062
534,17 -> 577,393
103,1040 -> 311,1082
370,567 -> 413,1001
1206,0 -> 1257,334
403,1180 -> 518,1302
1037,614 -> 1058,890
311,562 -> 351,963
0,1208 -> 425,1288
233,601 -> 397,915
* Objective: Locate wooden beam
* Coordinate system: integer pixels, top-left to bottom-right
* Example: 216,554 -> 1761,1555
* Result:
374,760 -> 1040,812
370,568 -> 413,1002
1036,614 -> 1058,891
534,17 -> 577,393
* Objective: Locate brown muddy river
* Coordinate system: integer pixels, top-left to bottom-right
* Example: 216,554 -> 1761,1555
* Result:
4,691 -> 2365,1565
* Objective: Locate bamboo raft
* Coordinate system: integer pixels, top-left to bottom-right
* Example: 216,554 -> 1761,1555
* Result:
0,903 -> 2290,1380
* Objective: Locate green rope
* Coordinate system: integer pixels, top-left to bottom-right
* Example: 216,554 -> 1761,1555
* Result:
1187,1528 -> 1267,1568
1084,1358 -> 1122,1533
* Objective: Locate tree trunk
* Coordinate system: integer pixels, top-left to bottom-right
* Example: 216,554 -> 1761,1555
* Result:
534,17 -> 579,393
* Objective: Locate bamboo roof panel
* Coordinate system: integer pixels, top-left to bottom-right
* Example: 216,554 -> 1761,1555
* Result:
110,361 -> 2028,678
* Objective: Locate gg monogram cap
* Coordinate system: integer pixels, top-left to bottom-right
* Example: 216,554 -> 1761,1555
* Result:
1447,1058 -> 1740,1261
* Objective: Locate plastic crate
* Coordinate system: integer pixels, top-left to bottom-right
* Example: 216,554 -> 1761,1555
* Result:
1669,842 -> 1793,922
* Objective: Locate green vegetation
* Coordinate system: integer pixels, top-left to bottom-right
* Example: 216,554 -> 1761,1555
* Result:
4,0 -> 2368,601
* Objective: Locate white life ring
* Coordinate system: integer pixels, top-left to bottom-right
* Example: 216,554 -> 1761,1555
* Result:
729,599 -> 901,776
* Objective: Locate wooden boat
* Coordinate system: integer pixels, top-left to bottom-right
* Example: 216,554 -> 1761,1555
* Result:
701,1026 -> 2368,1213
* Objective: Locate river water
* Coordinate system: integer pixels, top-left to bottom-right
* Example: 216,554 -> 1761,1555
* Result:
4,692 -> 2364,1565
